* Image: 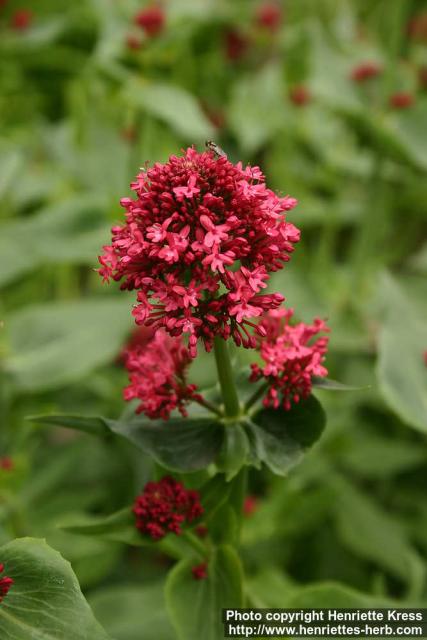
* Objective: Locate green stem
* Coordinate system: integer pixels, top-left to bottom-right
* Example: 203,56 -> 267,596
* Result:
213,337 -> 241,418
183,531 -> 207,558
244,382 -> 269,413
230,467 -> 248,541
194,397 -> 222,417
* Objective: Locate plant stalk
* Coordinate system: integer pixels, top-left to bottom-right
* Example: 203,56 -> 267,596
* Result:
213,337 -> 241,418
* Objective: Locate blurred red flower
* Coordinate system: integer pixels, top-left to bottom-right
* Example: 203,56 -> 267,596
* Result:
134,5 -> 165,37
10,9 -> 32,30
389,92 -> 415,109
351,61 -> 382,82
290,85 -> 311,106
255,2 -> 283,32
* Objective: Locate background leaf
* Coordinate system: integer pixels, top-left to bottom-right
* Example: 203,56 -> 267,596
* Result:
0,537 -> 111,639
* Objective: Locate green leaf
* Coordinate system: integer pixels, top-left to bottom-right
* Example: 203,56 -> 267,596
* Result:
286,582 -> 391,607
208,505 -> 238,546
388,101 -> 427,172
30,415 -> 111,438
332,476 -> 425,596
107,415 -> 224,472
312,377 -> 368,391
5,297 -> 132,390
201,475 -> 233,519
31,413 -> 224,473
0,538 -> 111,639
124,80 -> 214,141
59,507 -> 203,559
377,274 -> 427,433
165,545 -> 244,640
228,63 -> 286,153
246,395 -> 326,475
61,508 -> 139,545
89,582 -> 174,640
216,423 -> 250,480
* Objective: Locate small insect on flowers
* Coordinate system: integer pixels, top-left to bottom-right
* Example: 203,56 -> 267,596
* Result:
205,140 -> 227,158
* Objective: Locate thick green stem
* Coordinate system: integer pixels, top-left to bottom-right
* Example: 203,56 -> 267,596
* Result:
213,337 -> 241,418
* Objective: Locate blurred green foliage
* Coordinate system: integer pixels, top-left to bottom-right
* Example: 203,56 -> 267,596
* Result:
1,0 -> 427,637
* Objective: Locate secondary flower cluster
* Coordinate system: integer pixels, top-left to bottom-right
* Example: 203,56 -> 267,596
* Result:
250,308 -> 329,410
122,330 -> 200,419
99,147 -> 299,356
133,476 -> 203,540
0,564 -> 13,602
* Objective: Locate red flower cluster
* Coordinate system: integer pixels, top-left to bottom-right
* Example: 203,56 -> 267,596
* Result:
389,92 -> 415,109
351,61 -> 382,83
250,308 -> 329,410
134,5 -> 165,37
0,564 -> 13,602
11,9 -> 32,30
290,85 -> 311,106
255,2 -> 282,32
122,330 -> 200,419
192,562 -> 208,580
133,476 -> 203,540
99,148 -> 299,356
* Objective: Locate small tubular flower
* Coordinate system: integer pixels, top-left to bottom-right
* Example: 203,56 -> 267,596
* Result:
0,564 -> 13,602
122,330 -> 201,420
99,147 -> 299,356
250,308 -> 329,410
133,476 -> 203,540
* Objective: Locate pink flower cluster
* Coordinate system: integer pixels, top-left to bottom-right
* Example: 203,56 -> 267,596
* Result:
250,308 -> 329,410
0,564 -> 13,602
99,147 -> 299,356
133,476 -> 203,540
122,330 -> 200,420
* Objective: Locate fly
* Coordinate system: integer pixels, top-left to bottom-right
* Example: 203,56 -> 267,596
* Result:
205,140 -> 227,158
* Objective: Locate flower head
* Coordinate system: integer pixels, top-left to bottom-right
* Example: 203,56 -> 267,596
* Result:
133,476 -> 203,540
250,308 -> 329,410
123,330 -> 201,419
134,5 -> 165,37
99,148 -> 299,356
0,564 -> 13,602
351,61 -> 382,83
255,2 -> 282,32
192,562 -> 208,580
389,92 -> 415,109
11,9 -> 32,30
